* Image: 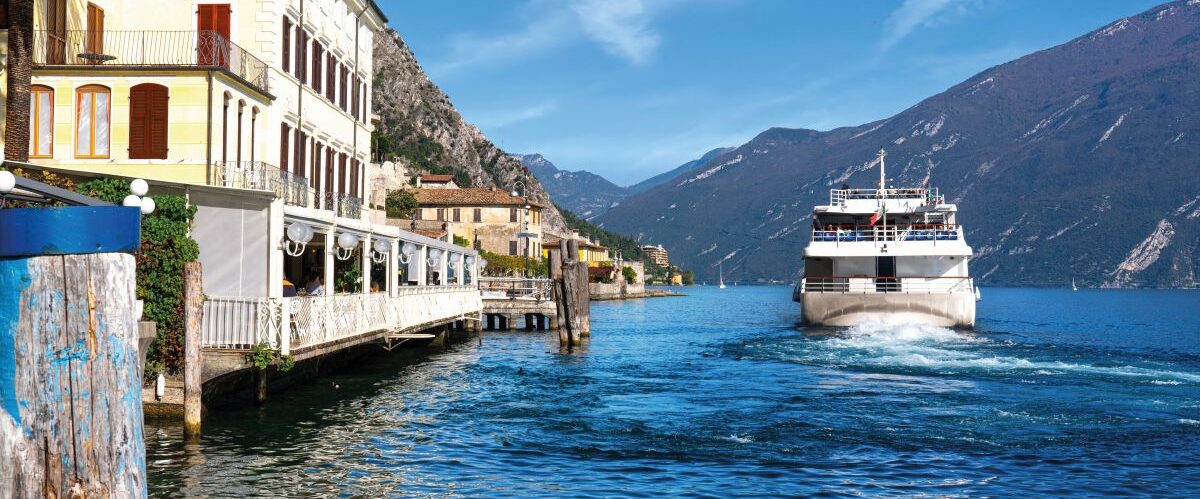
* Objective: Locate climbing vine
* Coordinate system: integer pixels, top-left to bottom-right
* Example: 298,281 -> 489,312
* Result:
73,178 -> 200,376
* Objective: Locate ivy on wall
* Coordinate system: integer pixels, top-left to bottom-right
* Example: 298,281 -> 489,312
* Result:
74,179 -> 199,375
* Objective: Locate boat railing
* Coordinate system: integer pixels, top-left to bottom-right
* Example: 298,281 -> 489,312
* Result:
830,188 -> 942,206
800,276 -> 973,294
811,224 -> 961,244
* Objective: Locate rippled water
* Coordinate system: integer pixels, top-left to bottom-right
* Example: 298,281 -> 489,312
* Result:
147,287 -> 1200,497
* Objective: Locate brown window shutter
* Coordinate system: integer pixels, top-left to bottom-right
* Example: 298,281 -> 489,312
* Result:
282,17 -> 291,72
128,83 -> 168,159
280,123 -> 289,173
474,208 -> 481,222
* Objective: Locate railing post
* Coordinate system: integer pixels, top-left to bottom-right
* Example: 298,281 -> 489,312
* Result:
279,298 -> 290,357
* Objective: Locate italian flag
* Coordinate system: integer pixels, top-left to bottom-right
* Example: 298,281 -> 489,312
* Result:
870,205 -> 885,226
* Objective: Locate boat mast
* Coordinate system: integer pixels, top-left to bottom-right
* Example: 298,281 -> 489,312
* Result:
879,147 -> 887,236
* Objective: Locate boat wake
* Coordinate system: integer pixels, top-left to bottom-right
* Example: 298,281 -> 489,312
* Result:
791,322 -> 1200,384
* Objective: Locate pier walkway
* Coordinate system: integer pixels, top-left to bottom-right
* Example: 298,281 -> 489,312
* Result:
480,277 -> 557,330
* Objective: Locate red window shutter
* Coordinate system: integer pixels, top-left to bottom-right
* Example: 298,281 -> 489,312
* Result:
148,85 -> 169,158
338,154 -> 347,194
282,17 -> 291,72
312,143 -> 322,190
311,42 -> 322,92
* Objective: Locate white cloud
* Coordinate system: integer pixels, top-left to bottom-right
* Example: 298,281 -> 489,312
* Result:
474,101 -> 560,129
429,0 -> 668,75
879,0 -> 969,51
573,0 -> 662,65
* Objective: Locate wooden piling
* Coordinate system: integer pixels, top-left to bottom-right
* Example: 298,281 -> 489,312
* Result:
0,253 -> 147,498
551,238 -> 591,346
183,261 -> 203,437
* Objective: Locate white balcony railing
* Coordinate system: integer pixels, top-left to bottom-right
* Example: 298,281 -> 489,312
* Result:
201,286 -> 482,353
800,276 -> 973,294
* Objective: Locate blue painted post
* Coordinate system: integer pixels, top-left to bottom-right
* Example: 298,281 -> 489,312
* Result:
0,206 -> 146,498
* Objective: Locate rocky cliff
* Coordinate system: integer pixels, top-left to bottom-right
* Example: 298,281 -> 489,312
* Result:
598,0 -> 1200,288
370,29 -> 565,231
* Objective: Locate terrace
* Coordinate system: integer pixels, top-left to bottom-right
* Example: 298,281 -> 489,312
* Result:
33,30 -> 270,94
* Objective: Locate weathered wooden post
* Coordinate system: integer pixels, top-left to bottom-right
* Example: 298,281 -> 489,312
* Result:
549,243 -> 569,345
183,261 -> 203,438
0,206 -> 147,498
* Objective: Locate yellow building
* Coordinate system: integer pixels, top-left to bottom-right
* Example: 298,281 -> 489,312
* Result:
3,0 -> 384,208
542,234 -> 610,267
410,187 -> 545,258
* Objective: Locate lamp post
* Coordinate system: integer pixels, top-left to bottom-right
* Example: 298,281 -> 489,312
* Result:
511,176 -> 538,280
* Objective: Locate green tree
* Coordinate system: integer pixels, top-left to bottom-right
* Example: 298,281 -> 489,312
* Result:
385,190 -> 418,219
622,265 -> 638,284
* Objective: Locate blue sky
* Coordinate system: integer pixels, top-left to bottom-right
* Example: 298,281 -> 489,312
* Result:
385,0 -> 1163,186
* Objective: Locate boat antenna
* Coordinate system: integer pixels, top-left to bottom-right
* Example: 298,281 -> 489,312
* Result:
878,147 -> 887,192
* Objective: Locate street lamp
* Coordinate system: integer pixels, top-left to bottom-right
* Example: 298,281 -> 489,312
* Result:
511,177 -> 539,278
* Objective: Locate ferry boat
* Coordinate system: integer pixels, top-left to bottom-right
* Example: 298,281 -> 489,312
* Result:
793,148 -> 976,327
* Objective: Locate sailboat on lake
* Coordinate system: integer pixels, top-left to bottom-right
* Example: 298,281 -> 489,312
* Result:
719,262 -> 727,289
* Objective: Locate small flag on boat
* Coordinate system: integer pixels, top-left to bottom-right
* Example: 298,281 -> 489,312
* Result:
870,205 -> 884,225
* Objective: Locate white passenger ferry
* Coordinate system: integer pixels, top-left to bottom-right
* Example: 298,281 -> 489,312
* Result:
793,148 -> 977,327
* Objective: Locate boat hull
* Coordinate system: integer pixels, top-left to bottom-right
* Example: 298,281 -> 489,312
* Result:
798,291 -> 975,328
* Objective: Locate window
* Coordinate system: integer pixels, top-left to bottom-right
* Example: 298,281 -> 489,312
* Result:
452,208 -> 460,222
351,74 -> 359,118
473,208 -> 481,222
340,66 -> 349,110
509,241 -> 517,256
30,85 -> 54,158
510,208 -> 518,222
312,142 -> 323,191
197,4 -> 231,67
338,153 -> 347,193
297,30 -> 308,83
236,100 -> 245,163
326,54 -> 336,101
436,209 -> 445,221
311,41 -> 322,92
85,3 -> 104,63
221,92 -> 230,162
75,85 -> 110,158
282,17 -> 292,72
128,83 -> 169,159
45,0 -> 67,64
280,123 -> 290,173
250,108 -> 258,163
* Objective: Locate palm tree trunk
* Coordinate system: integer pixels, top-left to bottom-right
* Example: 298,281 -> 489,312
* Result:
5,0 -> 35,161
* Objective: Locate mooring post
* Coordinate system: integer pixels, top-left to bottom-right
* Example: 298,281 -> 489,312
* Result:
184,261 -> 203,438
564,239 -> 583,346
0,205 -> 147,497
552,241 -> 570,346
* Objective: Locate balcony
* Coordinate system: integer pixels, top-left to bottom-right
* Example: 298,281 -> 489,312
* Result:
201,286 -> 482,352
209,161 -> 309,208
479,277 -> 553,301
33,30 -> 270,93
800,276 -> 973,294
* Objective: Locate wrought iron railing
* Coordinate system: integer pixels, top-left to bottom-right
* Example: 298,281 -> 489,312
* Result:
33,30 -> 270,92
830,188 -> 943,206
209,161 -> 310,208
319,191 -> 362,219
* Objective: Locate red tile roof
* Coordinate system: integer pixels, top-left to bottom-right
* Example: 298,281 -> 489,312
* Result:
412,187 -> 544,208
419,174 -> 455,183
413,229 -> 447,239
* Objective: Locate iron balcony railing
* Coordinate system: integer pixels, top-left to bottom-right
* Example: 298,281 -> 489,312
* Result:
210,161 -> 310,208
319,191 -> 363,219
33,30 -> 270,92
811,224 -> 962,244
800,276 -> 974,294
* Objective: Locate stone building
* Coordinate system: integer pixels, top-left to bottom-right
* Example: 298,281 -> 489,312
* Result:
411,187 -> 544,257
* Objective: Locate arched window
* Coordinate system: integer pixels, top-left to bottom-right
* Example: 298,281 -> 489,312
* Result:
75,84 -> 110,158
30,85 -> 54,158
128,83 -> 169,159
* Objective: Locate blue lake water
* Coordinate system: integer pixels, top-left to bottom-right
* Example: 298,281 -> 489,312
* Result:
146,287 -> 1200,497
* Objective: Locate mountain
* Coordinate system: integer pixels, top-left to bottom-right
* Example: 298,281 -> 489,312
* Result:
517,148 -> 734,220
515,153 -> 628,219
628,147 -> 737,194
370,30 -> 565,230
598,0 -> 1200,288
